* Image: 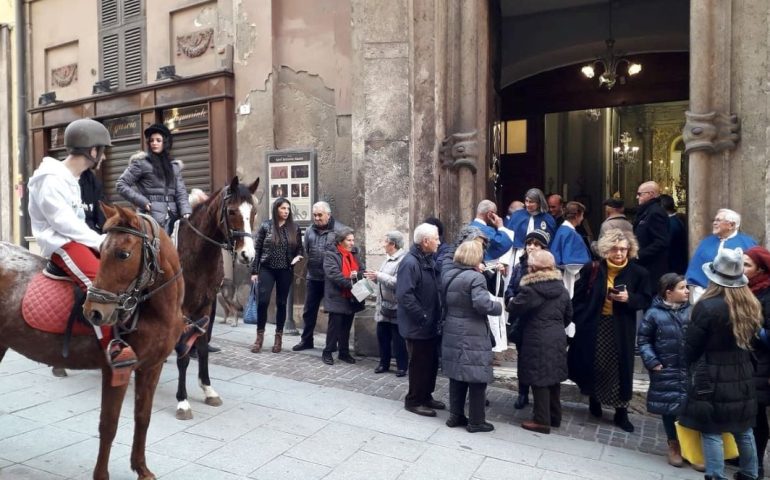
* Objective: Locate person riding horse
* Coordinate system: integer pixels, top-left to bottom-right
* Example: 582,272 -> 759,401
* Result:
27,118 -> 112,292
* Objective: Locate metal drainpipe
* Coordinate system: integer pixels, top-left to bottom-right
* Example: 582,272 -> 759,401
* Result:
15,0 -> 29,247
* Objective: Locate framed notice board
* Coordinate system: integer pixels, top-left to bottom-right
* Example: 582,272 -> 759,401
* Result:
265,149 -> 316,226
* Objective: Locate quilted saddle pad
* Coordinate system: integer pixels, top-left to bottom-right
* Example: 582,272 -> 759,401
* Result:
21,273 -> 92,336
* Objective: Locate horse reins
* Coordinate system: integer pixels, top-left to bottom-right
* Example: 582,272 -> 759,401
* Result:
181,185 -> 254,260
86,213 -> 183,335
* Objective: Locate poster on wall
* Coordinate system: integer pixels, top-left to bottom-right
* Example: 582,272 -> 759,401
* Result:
265,149 -> 316,226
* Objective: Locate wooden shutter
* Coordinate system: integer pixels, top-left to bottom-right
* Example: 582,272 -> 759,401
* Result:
173,130 -> 211,194
103,140 -> 141,205
99,0 -> 144,90
124,27 -> 143,87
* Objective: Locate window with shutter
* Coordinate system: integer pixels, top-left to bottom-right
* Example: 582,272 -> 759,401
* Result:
99,0 -> 145,90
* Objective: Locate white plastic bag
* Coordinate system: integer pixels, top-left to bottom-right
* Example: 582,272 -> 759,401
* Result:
487,271 -> 508,352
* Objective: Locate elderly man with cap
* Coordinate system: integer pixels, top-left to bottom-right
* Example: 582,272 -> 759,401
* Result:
599,197 -> 633,237
685,208 -> 756,303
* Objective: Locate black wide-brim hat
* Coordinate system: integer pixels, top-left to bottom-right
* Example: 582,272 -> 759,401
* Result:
144,123 -> 171,139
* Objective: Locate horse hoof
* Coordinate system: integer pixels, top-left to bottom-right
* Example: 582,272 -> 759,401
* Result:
175,408 -> 193,420
138,474 -> 157,480
205,396 -> 223,407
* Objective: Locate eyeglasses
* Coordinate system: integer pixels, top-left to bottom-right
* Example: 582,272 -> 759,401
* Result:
713,218 -> 730,223
609,246 -> 629,253
636,191 -> 652,197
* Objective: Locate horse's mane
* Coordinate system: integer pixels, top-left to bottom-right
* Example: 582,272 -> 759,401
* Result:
193,182 -> 256,217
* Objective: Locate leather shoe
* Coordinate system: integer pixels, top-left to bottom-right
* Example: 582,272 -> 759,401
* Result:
322,352 -> 334,365
338,354 -> 357,364
589,397 -> 603,418
406,405 -> 436,417
423,399 -> 446,410
395,370 -> 406,377
466,422 -> 494,433
207,344 -> 221,353
374,365 -> 389,374
445,414 -> 468,428
551,418 -> 561,428
522,421 -> 551,434
292,342 -> 314,351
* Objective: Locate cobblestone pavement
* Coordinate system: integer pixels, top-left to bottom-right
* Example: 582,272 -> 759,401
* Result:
209,326 -> 672,459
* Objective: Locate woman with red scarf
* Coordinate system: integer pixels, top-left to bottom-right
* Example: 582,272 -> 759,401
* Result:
321,227 -> 366,365
745,246 -> 770,478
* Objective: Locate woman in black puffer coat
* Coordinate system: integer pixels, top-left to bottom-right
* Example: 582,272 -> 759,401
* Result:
637,273 -> 691,468
677,247 -> 762,480
744,246 -> 770,478
507,250 -> 572,435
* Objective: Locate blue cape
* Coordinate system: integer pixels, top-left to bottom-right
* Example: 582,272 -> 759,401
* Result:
470,219 -> 513,261
551,224 -> 591,266
685,233 -> 757,287
504,210 -> 556,249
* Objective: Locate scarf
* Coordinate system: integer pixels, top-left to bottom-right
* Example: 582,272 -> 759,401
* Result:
602,258 -> 628,315
750,272 -> 770,294
337,244 -> 359,298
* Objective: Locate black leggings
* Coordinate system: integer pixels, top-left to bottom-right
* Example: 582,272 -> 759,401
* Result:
256,267 -> 293,331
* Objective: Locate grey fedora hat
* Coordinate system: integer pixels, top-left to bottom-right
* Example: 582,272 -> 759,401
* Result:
702,247 -> 749,288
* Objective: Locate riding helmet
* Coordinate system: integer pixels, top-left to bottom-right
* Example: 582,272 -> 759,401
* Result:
64,118 -> 112,149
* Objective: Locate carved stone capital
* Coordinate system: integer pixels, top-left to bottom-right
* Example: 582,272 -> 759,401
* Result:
683,110 -> 741,154
439,131 -> 478,173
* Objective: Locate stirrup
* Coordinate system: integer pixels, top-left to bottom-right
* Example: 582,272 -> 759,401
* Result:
175,316 -> 210,358
106,339 -> 137,387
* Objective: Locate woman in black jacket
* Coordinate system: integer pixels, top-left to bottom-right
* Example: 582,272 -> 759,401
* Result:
637,273 -> 691,468
508,250 -> 571,435
250,198 -> 304,353
116,123 -> 192,234
677,247 -> 762,480
568,228 -> 651,433
744,246 -> 770,478
321,227 -> 366,365
503,228 -> 551,410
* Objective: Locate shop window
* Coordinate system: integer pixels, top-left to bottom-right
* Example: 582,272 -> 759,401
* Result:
99,0 -> 145,90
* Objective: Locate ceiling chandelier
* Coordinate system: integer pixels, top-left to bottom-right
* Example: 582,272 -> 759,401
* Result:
613,131 -> 639,166
581,2 -> 642,90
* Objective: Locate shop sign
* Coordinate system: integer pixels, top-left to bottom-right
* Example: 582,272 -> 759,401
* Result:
103,115 -> 141,139
162,103 -> 209,131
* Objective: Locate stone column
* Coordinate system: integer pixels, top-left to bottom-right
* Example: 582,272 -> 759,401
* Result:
685,0 -> 739,251
0,25 -> 12,242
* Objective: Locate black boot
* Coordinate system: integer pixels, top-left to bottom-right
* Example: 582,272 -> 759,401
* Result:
514,393 -> 529,410
613,407 -> 634,433
589,396 -> 602,418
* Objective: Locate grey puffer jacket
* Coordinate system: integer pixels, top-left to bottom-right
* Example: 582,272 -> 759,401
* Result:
116,151 -> 192,229
373,248 -> 406,324
304,217 -> 348,281
637,296 -> 691,415
441,263 -> 502,384
507,269 -> 572,387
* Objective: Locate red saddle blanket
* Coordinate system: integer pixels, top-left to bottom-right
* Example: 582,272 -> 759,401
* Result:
21,273 -> 93,336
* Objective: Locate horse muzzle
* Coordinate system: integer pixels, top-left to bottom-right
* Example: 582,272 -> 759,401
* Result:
83,301 -> 119,327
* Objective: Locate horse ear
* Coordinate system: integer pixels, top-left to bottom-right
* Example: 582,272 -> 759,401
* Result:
229,176 -> 239,192
114,204 -> 132,223
248,177 -> 260,194
101,201 -> 117,219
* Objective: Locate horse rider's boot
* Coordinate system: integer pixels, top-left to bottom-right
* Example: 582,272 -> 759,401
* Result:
251,329 -> 265,353
272,331 -> 283,353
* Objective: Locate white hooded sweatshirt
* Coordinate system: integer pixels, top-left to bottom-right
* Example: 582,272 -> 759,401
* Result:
27,157 -> 104,258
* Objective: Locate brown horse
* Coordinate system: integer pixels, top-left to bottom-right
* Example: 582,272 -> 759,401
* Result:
0,205 -> 184,480
174,176 -> 258,419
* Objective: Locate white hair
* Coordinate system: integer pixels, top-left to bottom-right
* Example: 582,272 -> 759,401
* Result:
313,201 -> 331,214
413,223 -> 438,244
718,208 -> 741,229
476,199 -> 497,216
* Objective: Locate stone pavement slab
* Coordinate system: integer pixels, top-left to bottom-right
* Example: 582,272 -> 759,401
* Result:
0,346 -> 739,480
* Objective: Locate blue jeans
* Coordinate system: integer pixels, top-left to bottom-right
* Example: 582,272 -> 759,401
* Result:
702,428 -> 758,479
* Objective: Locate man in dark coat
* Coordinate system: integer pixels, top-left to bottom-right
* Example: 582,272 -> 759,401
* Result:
633,181 -> 670,288
293,201 -> 348,351
396,223 -> 443,417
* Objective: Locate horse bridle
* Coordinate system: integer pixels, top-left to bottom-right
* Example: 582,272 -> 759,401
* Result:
86,213 -> 182,330
182,185 -> 253,258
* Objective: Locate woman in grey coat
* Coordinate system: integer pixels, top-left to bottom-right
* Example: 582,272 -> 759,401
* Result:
441,240 -> 502,433
364,231 -> 408,376
116,123 -> 192,233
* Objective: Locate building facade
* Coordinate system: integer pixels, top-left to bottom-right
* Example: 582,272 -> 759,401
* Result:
12,0 -> 770,265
